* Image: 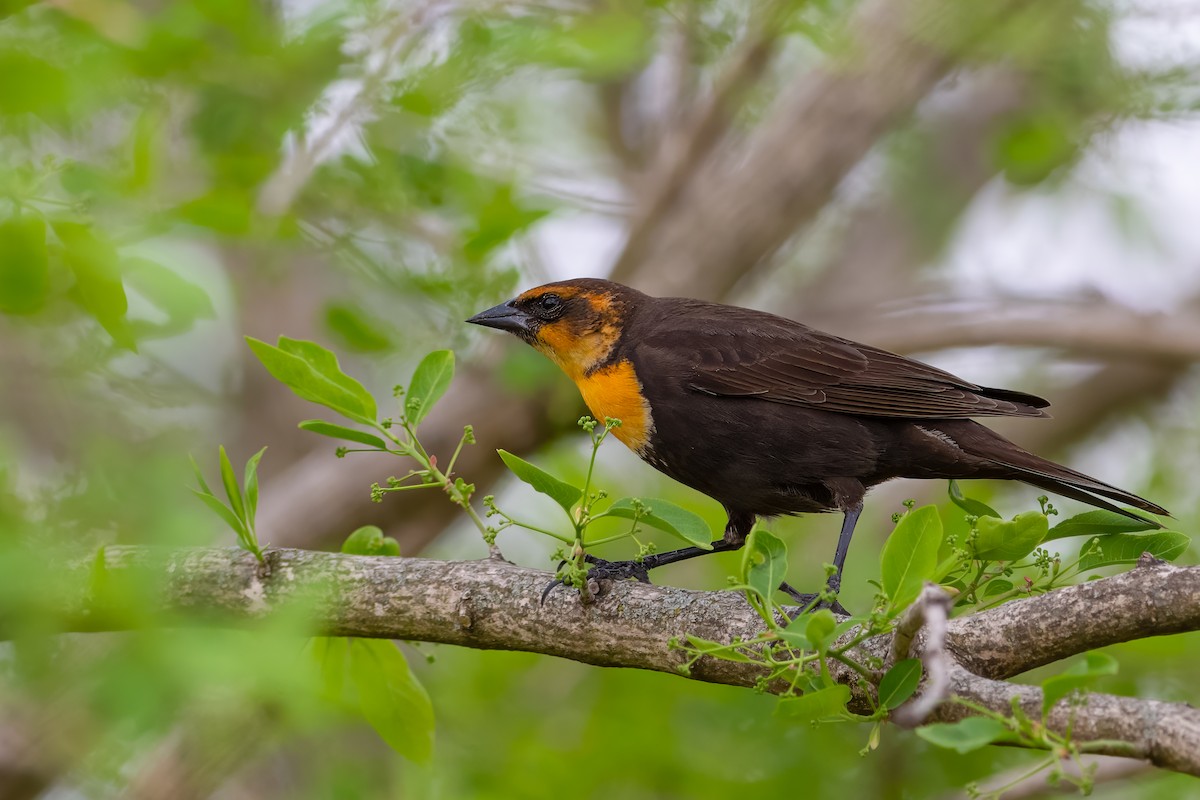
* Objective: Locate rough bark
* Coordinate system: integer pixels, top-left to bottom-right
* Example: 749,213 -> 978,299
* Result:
38,546 -> 1200,777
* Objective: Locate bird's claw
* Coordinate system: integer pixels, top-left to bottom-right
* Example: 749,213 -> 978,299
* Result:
778,580 -> 851,617
582,555 -> 652,584
539,555 -> 652,605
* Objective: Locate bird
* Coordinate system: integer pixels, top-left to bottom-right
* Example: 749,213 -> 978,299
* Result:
467,277 -> 1168,609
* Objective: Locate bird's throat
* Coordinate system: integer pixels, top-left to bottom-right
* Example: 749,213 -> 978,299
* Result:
574,359 -> 654,454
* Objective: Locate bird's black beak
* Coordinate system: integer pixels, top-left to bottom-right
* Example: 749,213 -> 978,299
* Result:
466,300 -> 533,335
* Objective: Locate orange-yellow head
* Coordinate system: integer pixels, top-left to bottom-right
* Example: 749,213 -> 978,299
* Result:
467,278 -> 654,452
466,278 -> 638,380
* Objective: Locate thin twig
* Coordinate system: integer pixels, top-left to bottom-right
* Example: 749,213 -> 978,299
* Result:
889,583 -> 953,728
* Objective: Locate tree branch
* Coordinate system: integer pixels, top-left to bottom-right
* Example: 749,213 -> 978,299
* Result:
852,304 -> 1200,365
613,0 -> 1035,300
41,546 -> 1200,777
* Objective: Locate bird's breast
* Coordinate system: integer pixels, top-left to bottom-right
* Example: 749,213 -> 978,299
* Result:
575,359 -> 654,454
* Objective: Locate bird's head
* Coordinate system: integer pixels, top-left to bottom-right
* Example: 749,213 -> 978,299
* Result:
467,278 -> 640,379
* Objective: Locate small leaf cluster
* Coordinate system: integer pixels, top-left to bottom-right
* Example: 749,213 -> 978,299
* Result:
309,636 -> 434,763
190,446 -> 268,566
491,416 -> 710,592
939,481 -> 1187,611
247,339 -> 491,540
293,524 -> 431,761
920,652 -> 1120,799
230,338 -> 478,761
672,527 -> 922,755
671,482 -> 1186,764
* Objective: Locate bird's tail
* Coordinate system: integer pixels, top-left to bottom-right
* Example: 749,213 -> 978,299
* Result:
939,420 -> 1170,525
992,452 -> 1168,526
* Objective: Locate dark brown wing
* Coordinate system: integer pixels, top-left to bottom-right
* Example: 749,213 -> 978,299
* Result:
636,301 -> 1050,419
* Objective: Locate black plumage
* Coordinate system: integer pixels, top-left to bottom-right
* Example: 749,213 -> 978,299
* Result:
468,278 -> 1168,607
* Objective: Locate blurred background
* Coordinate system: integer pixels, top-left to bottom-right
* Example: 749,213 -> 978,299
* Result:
1,0 -> 1198,796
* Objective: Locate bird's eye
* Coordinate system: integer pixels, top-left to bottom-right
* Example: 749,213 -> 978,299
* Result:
538,294 -> 563,313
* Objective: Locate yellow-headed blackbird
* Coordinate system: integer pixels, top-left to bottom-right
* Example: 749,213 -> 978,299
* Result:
468,278 -> 1167,606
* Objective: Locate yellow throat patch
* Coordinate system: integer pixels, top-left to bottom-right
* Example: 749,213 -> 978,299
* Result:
521,288 -> 654,453
575,360 -> 654,454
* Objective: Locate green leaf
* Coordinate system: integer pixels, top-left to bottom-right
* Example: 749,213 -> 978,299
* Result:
325,302 -> 392,352
406,350 -> 455,426
1044,510 -> 1159,542
278,337 -> 377,420
878,658 -> 922,710
605,498 -> 712,549
775,684 -> 851,723
190,489 -> 248,539
0,215 -> 49,314
123,257 -> 216,325
1077,531 -> 1189,572
948,480 -> 999,519
348,640 -> 434,762
243,446 -> 267,525
683,634 -> 752,663
0,51 -> 67,115
778,614 -> 811,651
189,454 -> 215,498
245,337 -> 375,424
969,512 -> 1048,562
880,506 -> 942,610
218,445 -> 245,522
742,529 -> 788,606
981,579 -> 1014,598
916,717 -> 1008,753
299,420 -> 387,450
312,636 -> 353,708
995,110 -> 1077,186
805,608 -> 837,653
341,525 -> 401,557
497,449 -> 581,513
54,221 -> 136,350
1041,652 -> 1118,718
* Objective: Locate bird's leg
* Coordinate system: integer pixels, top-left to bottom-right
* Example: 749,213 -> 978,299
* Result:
790,500 -> 862,616
825,500 -> 863,598
587,510 -> 752,578
541,512 -> 753,603
773,498 -> 862,617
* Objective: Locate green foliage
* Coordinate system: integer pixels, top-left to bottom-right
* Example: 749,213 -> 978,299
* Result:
348,640 -> 435,762
880,505 -> 942,610
742,529 -> 789,613
497,449 -> 582,513
606,498 -> 712,549
247,339 -> 490,541
491,417 -> 721,589
312,637 -> 435,763
1044,509 -> 1160,541
191,446 -> 268,563
932,484 -> 1189,611
405,350 -> 455,426
968,512 -> 1049,562
877,659 -> 923,710
775,684 -> 851,722
56,220 -> 137,350
1076,531 -> 1190,571
0,214 -> 48,314
246,336 -> 376,424
916,718 -> 1009,754
299,420 -> 387,450
948,480 -> 1000,519
341,526 -> 401,557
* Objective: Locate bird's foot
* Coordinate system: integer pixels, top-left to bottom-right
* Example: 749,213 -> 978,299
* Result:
778,580 -> 851,617
540,555 -> 652,605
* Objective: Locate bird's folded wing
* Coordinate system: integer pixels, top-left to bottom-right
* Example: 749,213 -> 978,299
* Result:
641,322 -> 1049,419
